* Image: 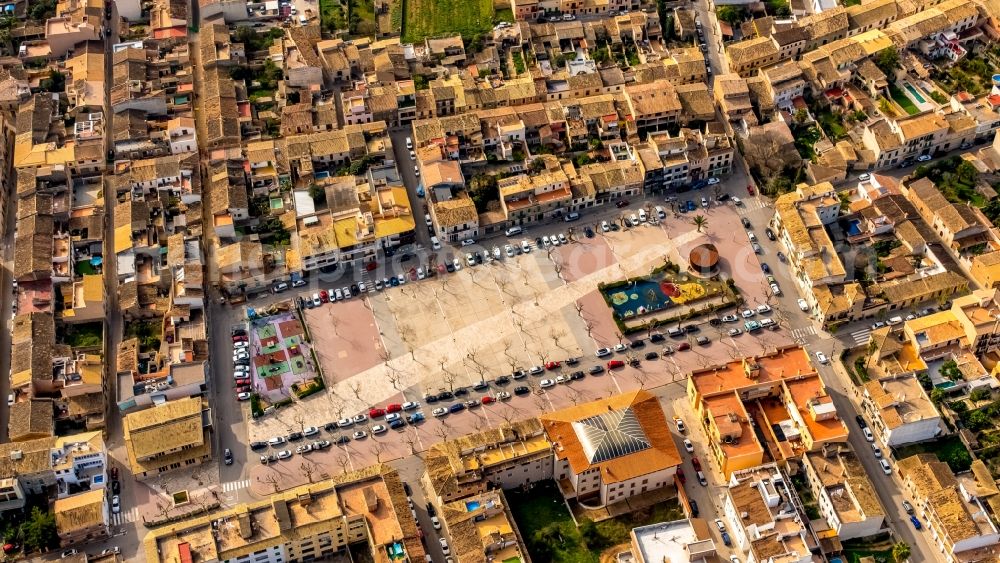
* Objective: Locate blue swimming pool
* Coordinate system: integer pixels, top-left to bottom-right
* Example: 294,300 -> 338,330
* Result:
904,83 -> 927,104
846,219 -> 862,237
314,171 -> 330,180
466,500 -> 481,511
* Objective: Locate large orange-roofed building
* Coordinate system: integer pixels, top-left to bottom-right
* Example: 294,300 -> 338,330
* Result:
540,390 -> 682,508
687,346 -> 848,477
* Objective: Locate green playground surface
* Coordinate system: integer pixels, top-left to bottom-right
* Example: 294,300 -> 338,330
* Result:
289,355 -> 308,375
257,361 -> 290,378
255,324 -> 277,340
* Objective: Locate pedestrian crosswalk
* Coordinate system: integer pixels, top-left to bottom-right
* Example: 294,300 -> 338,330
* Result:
790,325 -> 817,340
223,479 -> 251,493
222,479 -> 251,493
111,507 -> 139,526
848,327 -> 872,346
738,198 -> 768,213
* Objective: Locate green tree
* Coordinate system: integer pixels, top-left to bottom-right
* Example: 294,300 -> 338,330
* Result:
892,541 -> 911,563
793,108 -> 809,124
941,359 -> 962,381
308,183 -> 326,204
529,157 -> 545,173
970,388 -> 992,403
469,174 -> 499,213
967,409 -> 990,431
692,215 -> 708,232
38,69 -> 65,93
716,6 -> 746,24
21,507 -> 57,553
930,387 -> 946,404
875,46 -> 901,78
578,518 -> 600,547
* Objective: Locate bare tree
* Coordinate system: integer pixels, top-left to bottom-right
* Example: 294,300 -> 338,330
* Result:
328,311 -> 340,335
574,300 -> 585,318
335,454 -> 351,474
533,393 -> 549,413
370,442 -> 388,463
398,323 -> 419,361
378,347 -> 391,365
387,369 -> 402,390
497,407 -> 518,426
632,368 -> 649,389
263,473 -> 281,494
550,327 -> 564,350
442,371 -> 458,392
585,320 -> 595,338
293,414 -> 306,432
300,461 -> 321,483
403,432 -> 419,455
434,424 -> 451,443
568,387 -> 584,406
615,331 -> 625,345
349,381 -> 362,400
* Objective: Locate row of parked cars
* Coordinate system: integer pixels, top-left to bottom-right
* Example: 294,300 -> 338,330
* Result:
231,327 -> 253,401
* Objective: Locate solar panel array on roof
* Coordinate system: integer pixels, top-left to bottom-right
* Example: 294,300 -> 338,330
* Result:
573,407 -> 651,464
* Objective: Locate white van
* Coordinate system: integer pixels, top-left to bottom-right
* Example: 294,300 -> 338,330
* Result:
405,137 -> 413,149
430,236 -> 441,250
887,315 -> 903,326
272,282 -> 289,293
638,209 -> 647,222
504,226 -> 523,237
655,205 -> 666,219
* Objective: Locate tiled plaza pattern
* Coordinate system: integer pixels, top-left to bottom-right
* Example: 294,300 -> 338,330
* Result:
245,204 -> 799,495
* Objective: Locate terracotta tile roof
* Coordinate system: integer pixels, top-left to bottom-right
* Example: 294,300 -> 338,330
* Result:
539,390 -> 680,484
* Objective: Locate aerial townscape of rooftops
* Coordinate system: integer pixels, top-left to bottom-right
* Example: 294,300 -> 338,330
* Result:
1,0 -> 1000,561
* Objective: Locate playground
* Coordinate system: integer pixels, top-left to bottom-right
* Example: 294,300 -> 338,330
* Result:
249,313 -> 317,400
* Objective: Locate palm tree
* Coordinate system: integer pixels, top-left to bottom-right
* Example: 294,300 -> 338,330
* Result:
692,215 -> 708,233
892,541 -> 911,563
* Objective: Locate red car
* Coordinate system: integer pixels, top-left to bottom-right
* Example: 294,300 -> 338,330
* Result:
369,407 -> 386,418
320,290 -> 329,303
607,360 -> 625,369
385,403 -> 402,413
481,396 -> 495,405
235,377 -> 251,386
691,456 -> 702,471
677,342 -> 691,351
235,385 -> 252,394
747,184 -> 755,195
544,361 -> 561,370
676,467 -> 686,484
232,335 -> 248,343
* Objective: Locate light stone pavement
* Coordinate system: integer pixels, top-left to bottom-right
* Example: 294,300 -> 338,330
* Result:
246,226 -> 705,443
244,206 -> 797,495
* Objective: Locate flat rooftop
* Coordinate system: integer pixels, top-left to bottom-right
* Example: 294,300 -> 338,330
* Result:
631,519 -> 713,563
690,347 -> 815,398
